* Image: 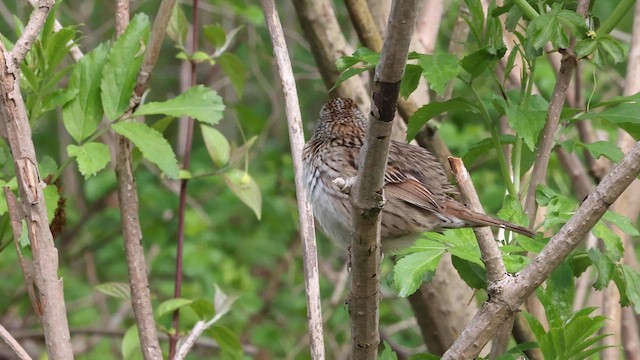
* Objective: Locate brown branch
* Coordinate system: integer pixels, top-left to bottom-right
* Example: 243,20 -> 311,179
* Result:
0,323 -> 32,360
349,2 -> 418,359
344,0 -> 384,52
3,189 -> 40,316
0,4 -> 74,357
134,0 -> 177,98
523,1 -> 590,223
10,0 -> 54,64
261,0 -> 325,358
523,50 -> 577,222
443,139 -> 640,359
112,2 -> 162,359
449,157 -> 512,357
449,158 -> 507,282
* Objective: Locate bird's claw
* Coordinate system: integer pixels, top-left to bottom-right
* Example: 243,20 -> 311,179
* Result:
333,176 -> 356,194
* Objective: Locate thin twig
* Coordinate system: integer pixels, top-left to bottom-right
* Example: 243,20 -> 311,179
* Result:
169,0 -> 197,357
261,0 -> 325,358
449,157 -> 512,358
10,0 -> 53,64
0,323 -> 32,360
112,1 -> 162,359
443,139 -> 640,359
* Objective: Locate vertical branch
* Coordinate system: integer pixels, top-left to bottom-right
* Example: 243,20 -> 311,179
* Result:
349,1 -> 418,359
261,0 -> 326,358
169,0 -> 198,357
113,1 -> 162,359
523,1 -> 590,223
0,1 -> 75,359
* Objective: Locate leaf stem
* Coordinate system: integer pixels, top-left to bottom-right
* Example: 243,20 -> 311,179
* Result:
470,82 -> 517,197
596,0 -> 635,36
513,0 -> 539,20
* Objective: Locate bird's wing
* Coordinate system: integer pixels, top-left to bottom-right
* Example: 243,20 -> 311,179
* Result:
384,141 -> 453,212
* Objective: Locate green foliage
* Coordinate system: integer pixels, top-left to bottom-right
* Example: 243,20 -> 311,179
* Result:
62,43 -> 109,142
134,85 -> 225,125
406,98 -> 478,141
101,13 -> 150,120
524,307 -> 610,360
201,124 -> 231,167
526,3 -> 588,50
67,142 -> 110,179
223,168 -> 262,220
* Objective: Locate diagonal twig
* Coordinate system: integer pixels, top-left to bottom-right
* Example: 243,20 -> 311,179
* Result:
443,139 -> 640,359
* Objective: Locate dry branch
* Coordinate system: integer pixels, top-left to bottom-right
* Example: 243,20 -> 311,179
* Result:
261,0 -> 326,358
349,1 -> 418,359
443,139 -> 640,359
0,1 -> 74,358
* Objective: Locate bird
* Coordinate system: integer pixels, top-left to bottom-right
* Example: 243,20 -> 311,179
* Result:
302,97 -> 535,251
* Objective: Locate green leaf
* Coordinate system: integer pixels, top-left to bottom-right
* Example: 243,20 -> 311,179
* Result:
156,298 -> 193,318
63,43 -> 109,142
203,24 -> 226,48
464,0 -> 485,42
505,105 -> 546,151
620,265 -> 640,313
67,142 -> 111,179
394,248 -> 445,297
462,135 -> 516,165
460,47 -> 506,78
101,13 -> 150,120
95,282 -> 131,301
406,98 -> 477,141
588,248 -> 615,290
380,341 -> 398,360
134,85 -> 225,126
497,195 -> 530,233
578,102 -> 640,139
121,325 -> 142,360
603,210 -> 640,236
219,53 -> 245,97
451,255 -> 487,289
39,156 -> 58,179
400,64 -> 422,99
502,253 -> 529,273
417,53 -> 459,96
167,4 -> 188,45
189,298 -> 216,320
44,27 -> 77,74
223,169 -> 262,220
540,261 -> 574,328
201,125 -> 230,167
111,122 -> 180,179
582,141 -> 624,162
208,325 -> 243,359
43,185 -> 59,224
330,66 -> 371,92
191,51 -> 213,64
592,221 -> 623,262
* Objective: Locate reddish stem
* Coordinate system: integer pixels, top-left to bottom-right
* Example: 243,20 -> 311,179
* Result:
168,0 -> 199,358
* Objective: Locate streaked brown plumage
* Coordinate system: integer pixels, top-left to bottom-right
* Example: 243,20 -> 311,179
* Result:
302,97 -> 534,251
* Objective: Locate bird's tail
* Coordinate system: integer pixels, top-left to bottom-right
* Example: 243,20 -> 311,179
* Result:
443,199 -> 536,238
